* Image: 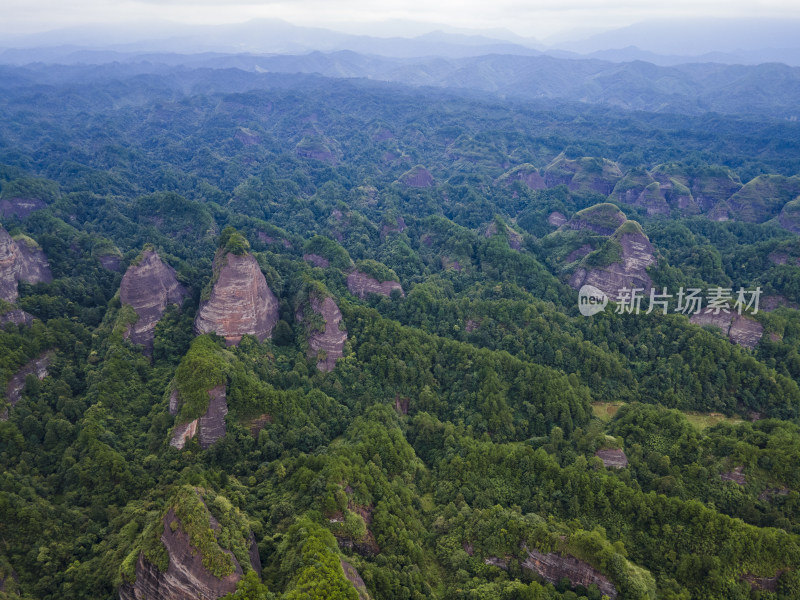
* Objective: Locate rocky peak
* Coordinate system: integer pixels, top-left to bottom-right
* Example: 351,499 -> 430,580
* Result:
569,220 -> 657,298
397,165 -> 434,188
120,249 -> 188,355
0,226 -> 52,303
298,295 -> 348,372
119,489 -> 260,600
566,203 -> 627,236
169,385 -> 229,450
496,164 -> 546,190
521,546 -> 618,599
347,270 -> 404,299
194,250 -> 279,346
544,155 -> 622,195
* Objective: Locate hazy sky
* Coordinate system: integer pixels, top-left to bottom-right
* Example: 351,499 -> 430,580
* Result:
2,0 -> 800,40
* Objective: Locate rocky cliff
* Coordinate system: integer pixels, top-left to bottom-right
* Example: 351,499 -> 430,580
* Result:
595,448 -> 628,468
194,251 -> 279,346
496,164 -> 546,190
397,165 -> 434,188
169,385 -> 229,450
1,351 -> 51,420
119,490 -> 260,600
727,175 -> 800,223
779,197 -> 800,233
298,296 -> 348,372
120,249 -> 188,355
521,547 -> 618,599
544,155 -> 622,195
569,221 -> 657,298
690,308 -> 763,349
565,203 -> 627,236
0,226 -> 52,303
347,270 -> 404,299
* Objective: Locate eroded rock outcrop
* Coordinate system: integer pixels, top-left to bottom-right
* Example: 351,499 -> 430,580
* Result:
347,270 -> 404,299
595,448 -> 628,468
303,253 -> 330,268
0,307 -> 34,327
119,489 -> 260,600
690,308 -> 763,349
0,226 -> 52,303
496,164 -> 546,190
120,250 -> 188,355
548,211 -> 567,227
569,221 -> 657,298
340,559 -> 371,600
169,385 -> 228,450
779,197 -> 800,233
195,251 -> 279,346
565,203 -> 627,236
544,155 -> 622,195
522,547 -> 618,599
298,296 -> 347,372
727,175 -> 800,224
0,197 -> 46,219
397,165 -> 434,188
1,351 -> 51,420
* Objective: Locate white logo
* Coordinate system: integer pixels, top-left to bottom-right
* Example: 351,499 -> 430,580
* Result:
579,285 -> 608,316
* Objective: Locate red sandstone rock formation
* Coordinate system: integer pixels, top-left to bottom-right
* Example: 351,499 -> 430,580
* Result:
120,250 -> 188,355
298,296 -> 347,372
346,271 -> 404,299
0,226 -> 52,303
194,251 -> 279,346
119,507 -> 259,600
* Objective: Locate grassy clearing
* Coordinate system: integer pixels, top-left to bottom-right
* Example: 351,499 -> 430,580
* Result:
592,401 -> 744,429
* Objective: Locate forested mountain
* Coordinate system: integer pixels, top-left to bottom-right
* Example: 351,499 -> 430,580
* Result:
0,62 -> 799,600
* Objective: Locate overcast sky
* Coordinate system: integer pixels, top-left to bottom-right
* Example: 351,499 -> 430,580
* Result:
2,0 -> 799,40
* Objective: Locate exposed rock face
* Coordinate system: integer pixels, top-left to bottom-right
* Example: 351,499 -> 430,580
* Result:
119,508 -> 257,600
381,215 -> 407,238
398,165 -> 434,188
544,156 -> 622,195
741,572 -> 784,592
484,222 -> 522,250
690,172 -> 742,213
0,308 -> 34,327
299,296 -> 347,372
761,295 -> 799,312
595,448 -> 628,468
569,227 -> 657,298
548,211 -> 567,227
779,197 -> 800,233
498,165 -> 546,190
565,244 -> 593,264
195,252 -> 279,346
727,175 -> 800,224
347,270 -> 404,299
566,204 -> 627,236
303,253 -> 329,268
169,385 -> 228,450
522,547 -> 618,600
690,308 -> 763,349
721,465 -> 747,486
2,351 -> 51,420
98,254 -> 122,272
340,559 -> 371,600
120,250 -> 188,355
0,197 -> 46,219
0,227 -> 52,303
169,420 -> 198,450
198,385 -> 228,449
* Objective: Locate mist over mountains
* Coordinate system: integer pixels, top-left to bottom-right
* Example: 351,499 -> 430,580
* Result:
1,17 -> 800,66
